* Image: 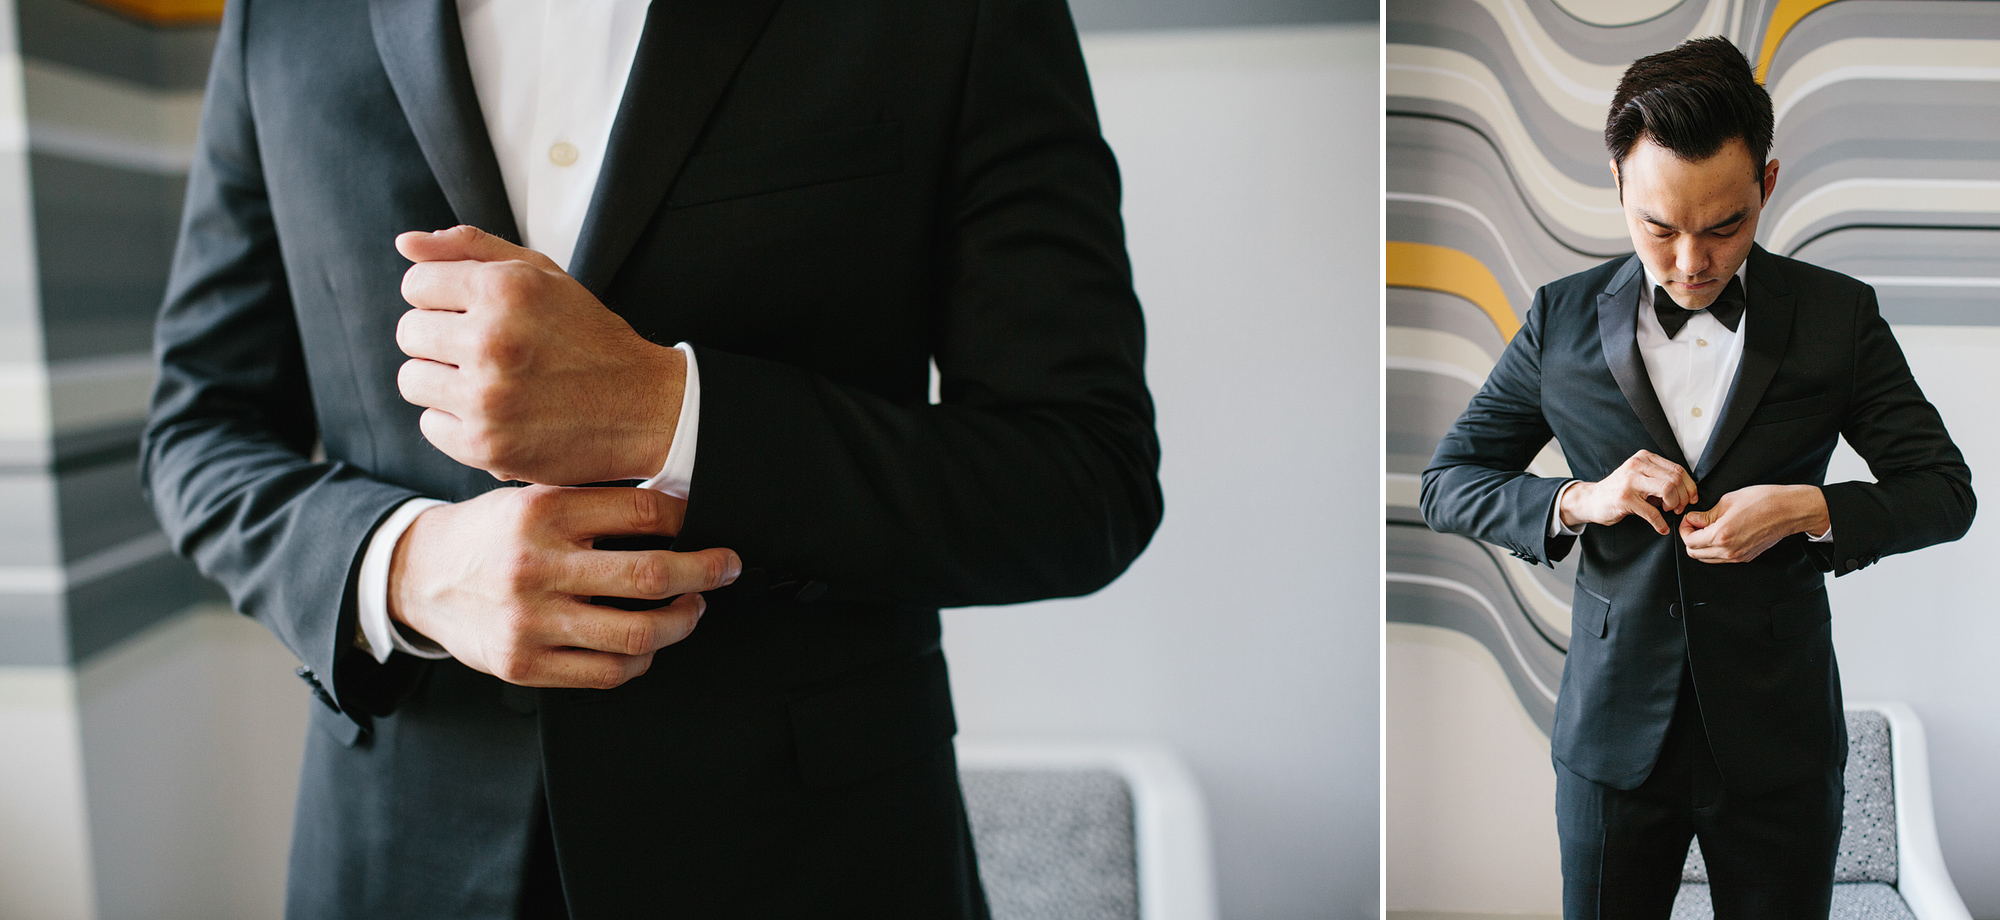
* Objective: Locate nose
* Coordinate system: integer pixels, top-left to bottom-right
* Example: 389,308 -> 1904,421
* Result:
1675,237 -> 1710,280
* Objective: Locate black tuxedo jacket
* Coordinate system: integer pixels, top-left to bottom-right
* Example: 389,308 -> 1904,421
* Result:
1422,246 -> 1971,796
139,0 -> 1161,916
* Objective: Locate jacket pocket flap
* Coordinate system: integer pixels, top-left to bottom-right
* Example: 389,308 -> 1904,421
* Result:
1571,580 -> 1610,639
670,121 -> 902,209
788,647 -> 957,788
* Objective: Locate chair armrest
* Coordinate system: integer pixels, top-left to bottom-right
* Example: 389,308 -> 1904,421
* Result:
1847,702 -> 1973,920
956,739 -> 1218,920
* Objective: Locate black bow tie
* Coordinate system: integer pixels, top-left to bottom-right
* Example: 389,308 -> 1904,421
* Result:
1654,276 -> 1745,338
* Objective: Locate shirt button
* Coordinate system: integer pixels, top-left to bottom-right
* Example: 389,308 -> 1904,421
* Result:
549,142 -> 579,167
1691,406 -> 1702,418
1697,338 -> 1709,347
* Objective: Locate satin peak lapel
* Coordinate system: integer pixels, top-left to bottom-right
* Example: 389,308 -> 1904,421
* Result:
1596,256 -> 1689,470
567,0 -> 787,296
1694,246 -> 1796,479
368,0 -> 520,242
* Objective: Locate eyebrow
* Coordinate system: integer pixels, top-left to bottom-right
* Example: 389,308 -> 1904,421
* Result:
1637,208 -> 1749,234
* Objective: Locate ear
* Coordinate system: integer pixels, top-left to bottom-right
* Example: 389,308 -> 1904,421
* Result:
1609,158 -> 1622,202
1760,158 -> 1780,203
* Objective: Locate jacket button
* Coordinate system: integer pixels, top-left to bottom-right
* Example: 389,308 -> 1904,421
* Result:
1845,558 -> 1860,572
1668,603 -> 1682,619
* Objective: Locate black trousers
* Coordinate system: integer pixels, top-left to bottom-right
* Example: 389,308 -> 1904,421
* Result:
1555,666 -> 1844,920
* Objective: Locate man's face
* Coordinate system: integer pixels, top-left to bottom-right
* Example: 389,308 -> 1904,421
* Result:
1611,136 -> 1779,310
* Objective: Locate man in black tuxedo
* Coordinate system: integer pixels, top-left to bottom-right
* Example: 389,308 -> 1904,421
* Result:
140,0 -> 1161,917
1422,38 -> 1972,919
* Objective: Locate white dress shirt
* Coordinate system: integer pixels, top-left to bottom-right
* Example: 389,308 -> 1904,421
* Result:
1550,263 -> 1830,543
357,0 -> 700,661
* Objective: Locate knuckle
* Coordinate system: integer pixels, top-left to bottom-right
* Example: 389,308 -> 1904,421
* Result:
486,261 -> 539,303
514,485 -> 562,520
493,651 -> 533,685
622,618 -> 658,656
470,323 -> 519,366
630,556 -> 671,598
500,549 -> 542,592
396,360 -> 422,397
626,489 -> 663,533
400,265 -> 426,302
461,424 -> 501,467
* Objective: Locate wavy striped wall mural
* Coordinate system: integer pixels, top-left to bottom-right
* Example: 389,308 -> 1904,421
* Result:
1388,0 -> 2000,736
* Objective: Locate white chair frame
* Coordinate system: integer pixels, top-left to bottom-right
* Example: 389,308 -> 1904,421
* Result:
1845,702 -> 1973,920
955,740 -> 1219,920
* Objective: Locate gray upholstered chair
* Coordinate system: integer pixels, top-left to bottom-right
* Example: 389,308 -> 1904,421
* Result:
1674,704 -> 1972,920
958,742 -> 1217,920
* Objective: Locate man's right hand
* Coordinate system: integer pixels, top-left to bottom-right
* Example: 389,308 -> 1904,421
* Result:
387,485 -> 741,689
1559,449 -> 1697,536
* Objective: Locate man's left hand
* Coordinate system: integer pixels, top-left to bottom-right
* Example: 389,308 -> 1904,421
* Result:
1679,483 -> 1831,564
394,225 -> 684,485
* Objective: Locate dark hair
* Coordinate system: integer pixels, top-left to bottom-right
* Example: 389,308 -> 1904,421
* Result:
1605,37 -> 1773,183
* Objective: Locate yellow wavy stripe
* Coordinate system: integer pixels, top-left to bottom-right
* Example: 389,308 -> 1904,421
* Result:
1386,242 -> 1522,341
82,0 -> 224,25
1755,0 -> 1846,82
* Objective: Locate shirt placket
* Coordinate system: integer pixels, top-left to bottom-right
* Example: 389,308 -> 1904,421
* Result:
526,0 -> 576,269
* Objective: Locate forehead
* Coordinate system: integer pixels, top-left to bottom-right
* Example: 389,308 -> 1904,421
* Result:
1619,136 -> 1760,212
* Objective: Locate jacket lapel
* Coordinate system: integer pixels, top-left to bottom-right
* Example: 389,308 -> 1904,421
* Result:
368,0 -> 520,242
1596,255 -> 1689,469
1693,245 -> 1795,479
566,0 -> 786,296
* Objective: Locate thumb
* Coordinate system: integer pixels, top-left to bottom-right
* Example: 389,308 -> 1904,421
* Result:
396,224 -> 557,270
1682,509 -> 1710,529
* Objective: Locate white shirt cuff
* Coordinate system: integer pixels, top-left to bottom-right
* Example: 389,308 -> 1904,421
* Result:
1808,526 -> 1833,543
637,342 -> 700,499
355,497 -> 452,664
1550,479 -> 1584,538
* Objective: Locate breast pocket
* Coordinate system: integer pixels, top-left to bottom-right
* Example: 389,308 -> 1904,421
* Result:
668,121 -> 903,209
1745,393 -> 1834,428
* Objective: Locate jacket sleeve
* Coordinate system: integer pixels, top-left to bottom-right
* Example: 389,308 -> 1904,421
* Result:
140,0 -> 420,726
671,0 -> 1162,608
1420,288 -> 1575,567
1818,284 -> 1975,574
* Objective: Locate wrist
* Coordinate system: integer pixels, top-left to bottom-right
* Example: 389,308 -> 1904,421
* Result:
1792,484 -> 1831,537
1559,480 -> 1590,529
387,503 -> 441,633
623,343 -> 686,480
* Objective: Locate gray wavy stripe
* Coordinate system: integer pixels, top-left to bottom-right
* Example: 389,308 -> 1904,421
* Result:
15,0 -> 218,90
1528,0 -> 1716,65
31,154 -> 187,362
1389,522 -> 1568,733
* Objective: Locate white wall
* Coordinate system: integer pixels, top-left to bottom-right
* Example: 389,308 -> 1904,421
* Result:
0,667 -> 95,920
945,25 -> 1379,920
74,606 -> 303,920
1385,623 -> 1559,916
1826,325 -> 2000,919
